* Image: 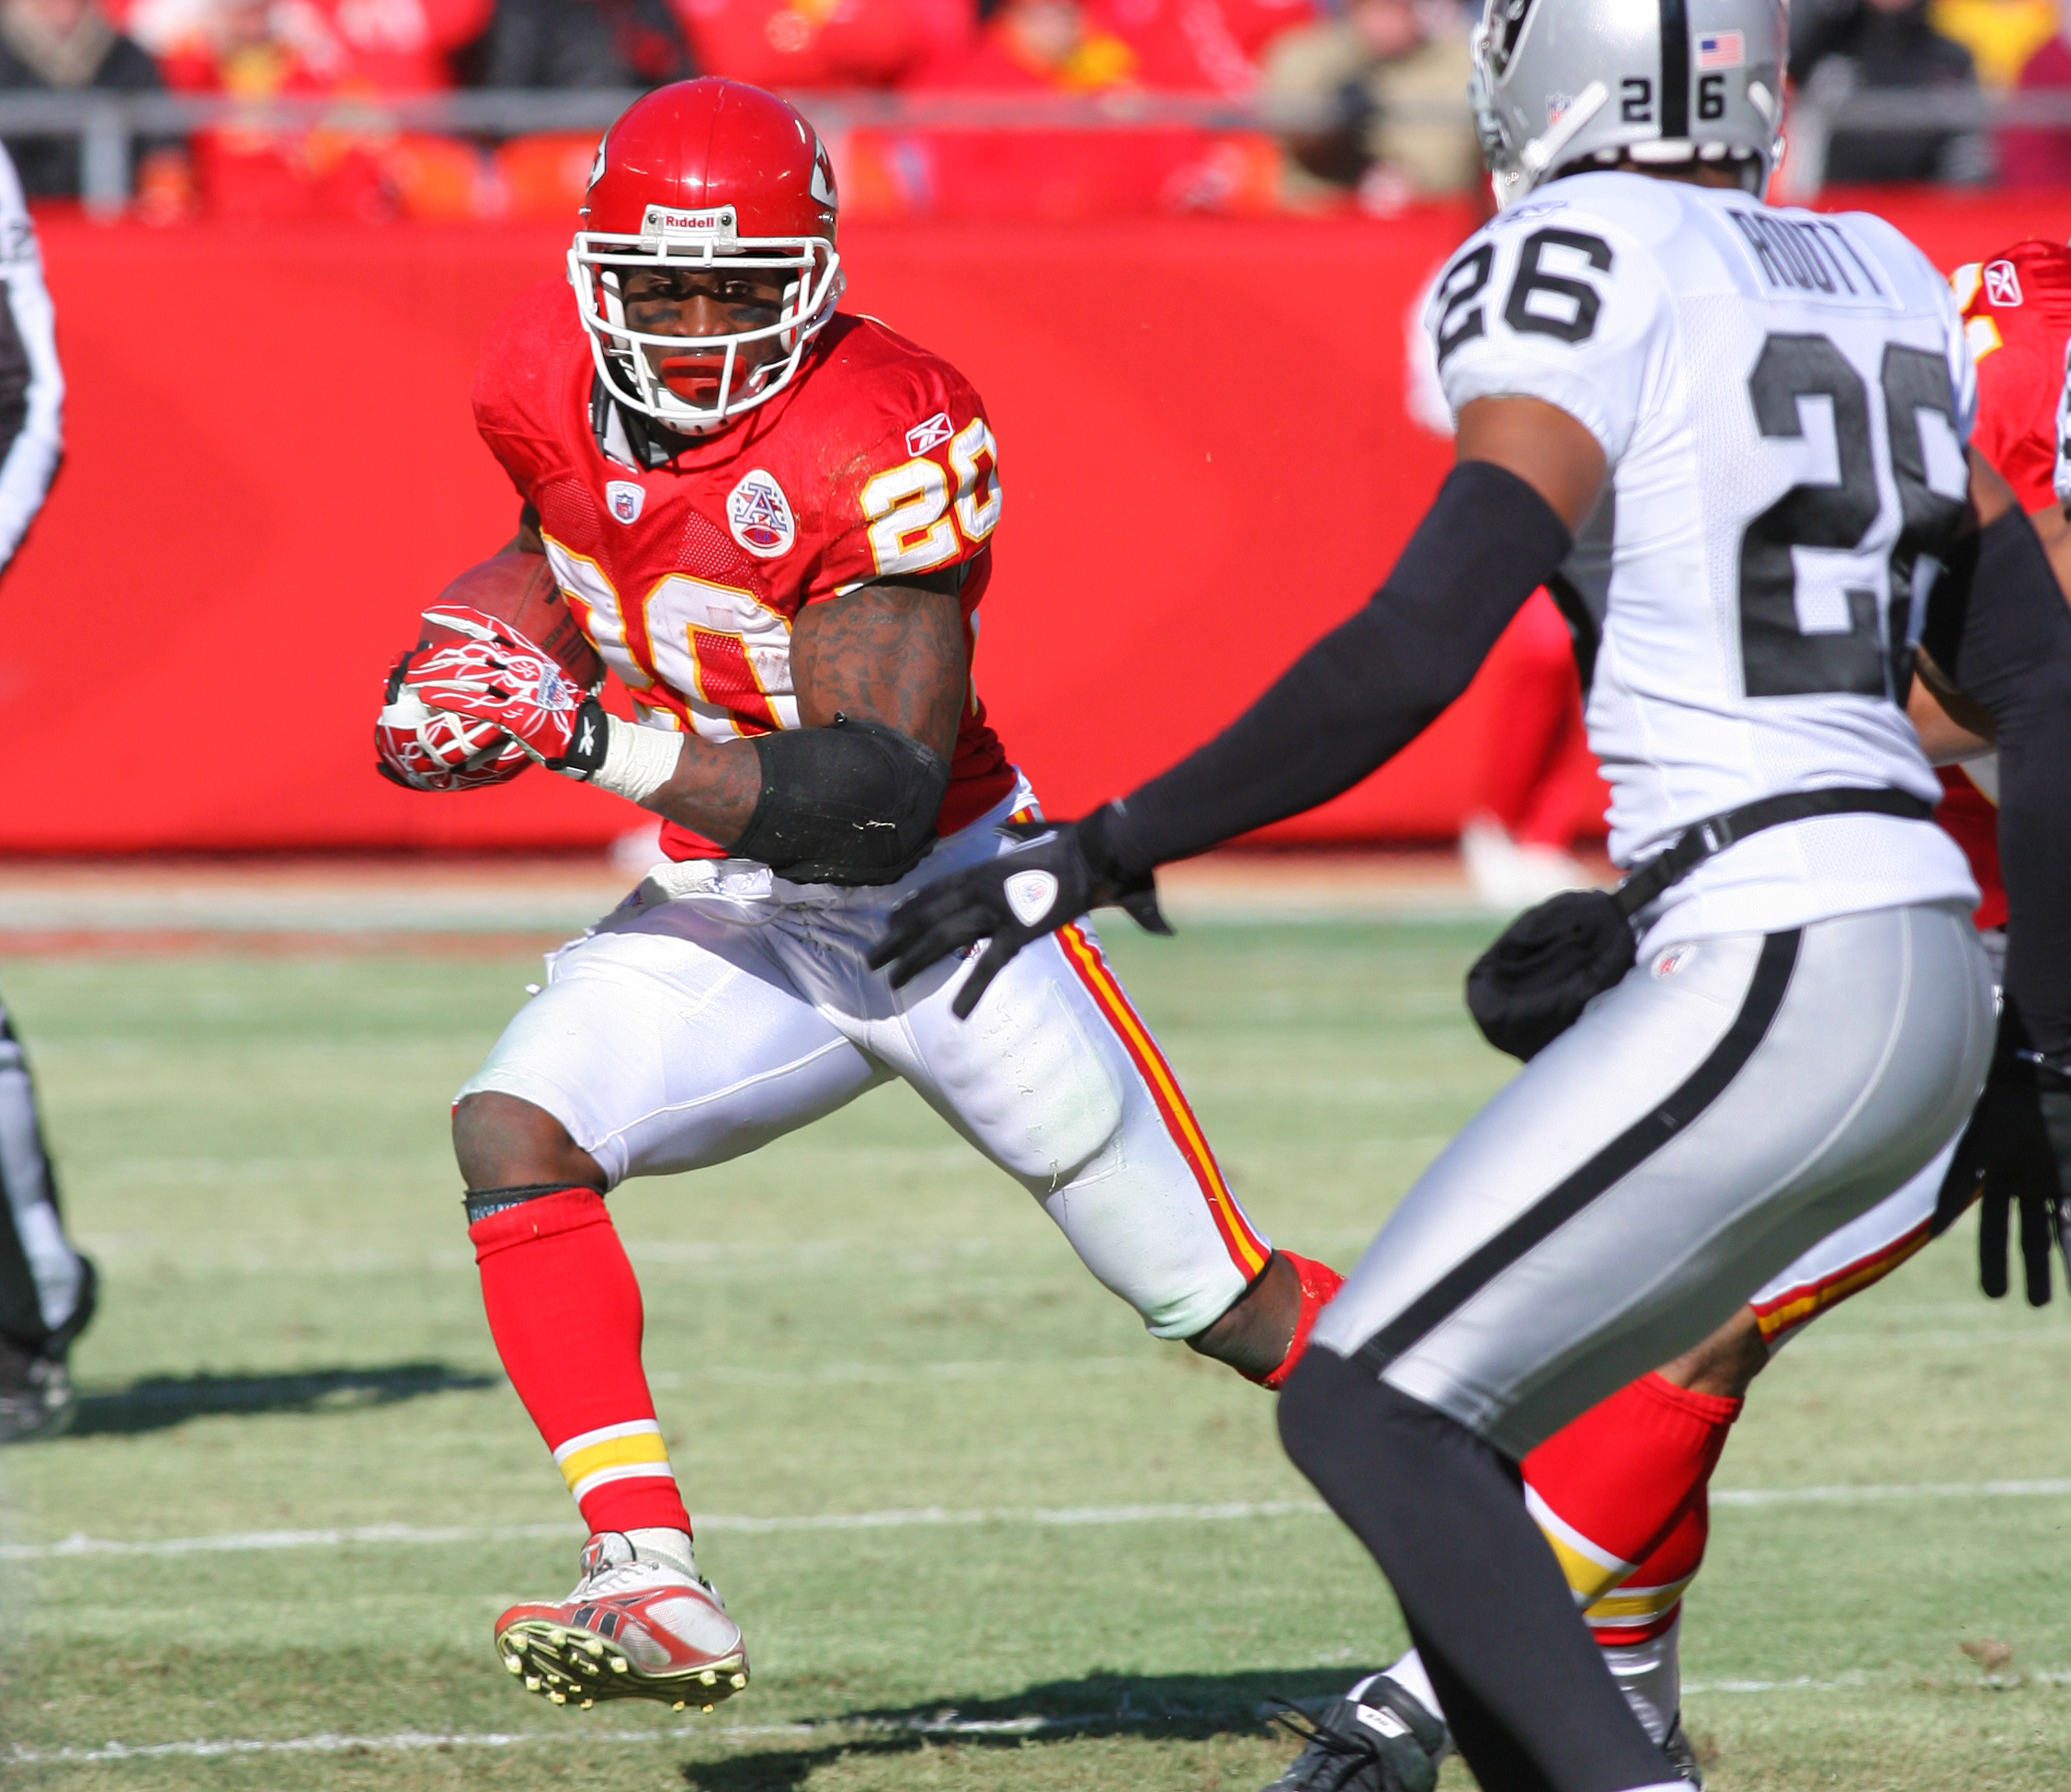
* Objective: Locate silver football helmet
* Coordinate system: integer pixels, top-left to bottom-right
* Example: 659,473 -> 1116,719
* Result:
1470,0 -> 1787,208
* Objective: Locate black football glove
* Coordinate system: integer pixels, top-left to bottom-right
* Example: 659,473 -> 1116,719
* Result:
1931,1008 -> 2071,1306
868,808 -> 1170,1018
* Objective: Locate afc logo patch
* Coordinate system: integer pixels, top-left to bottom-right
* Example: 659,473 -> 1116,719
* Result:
606,479 -> 644,524
1984,260 -> 2023,308
727,469 -> 795,558
906,412 -> 953,456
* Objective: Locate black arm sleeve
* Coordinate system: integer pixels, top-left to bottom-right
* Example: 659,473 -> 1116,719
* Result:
1923,505 -> 2071,1057
1099,460 -> 1576,878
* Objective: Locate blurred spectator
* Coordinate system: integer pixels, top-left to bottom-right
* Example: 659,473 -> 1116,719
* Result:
0,0 -> 189,200
456,0 -> 695,87
135,0 -> 493,96
126,0 -> 497,218
1261,0 -> 1479,210
1925,0 -> 2055,86
1998,20 -> 2071,182
931,0 -> 1133,87
841,0 -> 1306,218
1792,0 -> 1988,183
676,0 -> 966,89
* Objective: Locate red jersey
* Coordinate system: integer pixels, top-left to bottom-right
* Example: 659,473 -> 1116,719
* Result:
473,278 -> 1016,860
1956,239 -> 2071,514
1936,237 -> 2071,930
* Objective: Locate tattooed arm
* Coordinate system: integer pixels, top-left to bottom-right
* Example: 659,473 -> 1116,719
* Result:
789,580 -> 966,759
636,578 -> 964,842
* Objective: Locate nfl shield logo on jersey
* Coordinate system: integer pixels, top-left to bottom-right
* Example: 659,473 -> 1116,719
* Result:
727,469 -> 795,558
606,480 -> 643,524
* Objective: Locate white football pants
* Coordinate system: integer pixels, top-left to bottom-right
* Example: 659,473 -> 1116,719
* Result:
458,778 -> 1269,1341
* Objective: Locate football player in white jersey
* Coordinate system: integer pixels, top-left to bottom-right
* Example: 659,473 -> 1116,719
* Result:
0,142 -> 91,1445
875,0 -> 2071,1780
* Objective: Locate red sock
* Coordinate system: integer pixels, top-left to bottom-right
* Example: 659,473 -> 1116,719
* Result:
1587,1495 -> 1710,1646
470,1188 -> 692,1537
1257,1253 -> 1344,1389
1521,1372 -> 1740,1600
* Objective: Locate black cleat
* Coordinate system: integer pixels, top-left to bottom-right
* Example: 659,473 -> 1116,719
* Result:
1662,1712 -> 1703,1786
0,1333 -> 75,1444
1261,1674 -> 1447,1792
0,1255 -> 95,1445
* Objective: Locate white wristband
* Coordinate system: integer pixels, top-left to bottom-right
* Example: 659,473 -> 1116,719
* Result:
581,714 -> 683,804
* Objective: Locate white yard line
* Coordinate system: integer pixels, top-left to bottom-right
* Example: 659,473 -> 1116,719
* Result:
0,1501 -> 1329,1560
11,1478 -> 2071,1563
17,1669 -> 2067,1766
1709,1478 -> 2071,1505
3,1709 -> 1109,1764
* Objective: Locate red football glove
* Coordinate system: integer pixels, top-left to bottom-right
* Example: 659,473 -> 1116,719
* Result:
375,645 -> 530,792
401,606 -> 604,772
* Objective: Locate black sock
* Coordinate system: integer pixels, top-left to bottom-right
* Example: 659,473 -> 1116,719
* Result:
1280,1346 -> 1673,1792
1409,1620 -> 1558,1792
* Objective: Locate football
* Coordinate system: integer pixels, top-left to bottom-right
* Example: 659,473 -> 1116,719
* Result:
419,552 -> 606,692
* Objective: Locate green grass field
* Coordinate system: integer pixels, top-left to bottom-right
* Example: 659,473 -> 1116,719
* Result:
4,915 -> 2071,1790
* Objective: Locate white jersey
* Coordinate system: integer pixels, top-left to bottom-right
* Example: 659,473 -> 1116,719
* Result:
1425,172 -> 1977,948
0,145 -> 61,574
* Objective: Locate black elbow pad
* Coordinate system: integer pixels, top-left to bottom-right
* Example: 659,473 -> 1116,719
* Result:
731,716 -> 951,886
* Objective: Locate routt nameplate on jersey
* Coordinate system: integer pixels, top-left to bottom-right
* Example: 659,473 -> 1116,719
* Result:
1465,787 -> 1933,1061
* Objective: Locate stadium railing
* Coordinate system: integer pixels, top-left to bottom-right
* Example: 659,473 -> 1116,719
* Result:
0,88 -> 1367,215
1,83 -> 2065,212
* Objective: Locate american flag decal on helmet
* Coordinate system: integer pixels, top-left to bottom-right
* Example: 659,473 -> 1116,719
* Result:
1696,30 -> 1744,67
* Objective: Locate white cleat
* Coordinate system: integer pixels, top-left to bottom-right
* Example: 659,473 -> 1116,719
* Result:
494,1532 -> 749,1710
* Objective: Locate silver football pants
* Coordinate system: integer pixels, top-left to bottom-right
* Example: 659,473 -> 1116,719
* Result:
1310,902 -> 1994,1459
0,991 -> 85,1348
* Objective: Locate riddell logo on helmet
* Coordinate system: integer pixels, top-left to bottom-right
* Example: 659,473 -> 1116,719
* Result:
641,204 -> 737,243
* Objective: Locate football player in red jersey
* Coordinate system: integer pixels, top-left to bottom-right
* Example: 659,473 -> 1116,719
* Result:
1247,243 -> 2071,1792
379,77 -> 1343,1713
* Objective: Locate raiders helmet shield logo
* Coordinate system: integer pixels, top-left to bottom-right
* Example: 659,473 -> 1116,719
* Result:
727,469 -> 795,558
606,479 -> 644,524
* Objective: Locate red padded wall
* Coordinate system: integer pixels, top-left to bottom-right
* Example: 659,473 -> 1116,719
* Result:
1,189 -> 2064,851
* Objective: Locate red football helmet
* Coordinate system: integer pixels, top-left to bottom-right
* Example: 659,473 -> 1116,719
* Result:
569,79 -> 844,436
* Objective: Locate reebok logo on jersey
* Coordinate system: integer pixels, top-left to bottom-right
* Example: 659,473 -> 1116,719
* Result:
906,413 -> 954,456
1653,944 -> 1699,980
1985,260 -> 2023,308
727,470 -> 795,558
1003,870 -> 1059,927
607,480 -> 644,524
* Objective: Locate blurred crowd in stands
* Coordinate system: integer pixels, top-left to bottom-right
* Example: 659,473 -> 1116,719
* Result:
0,0 -> 2067,218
